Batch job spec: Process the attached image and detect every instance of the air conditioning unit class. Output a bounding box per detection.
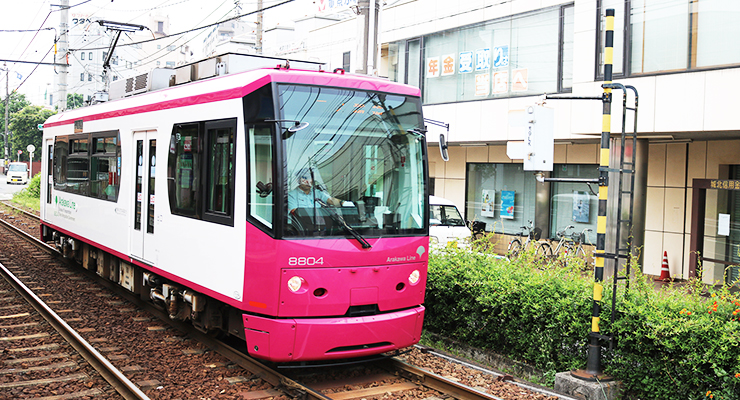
[109,68,175,100]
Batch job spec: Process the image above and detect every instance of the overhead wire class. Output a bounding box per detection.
[132,0,232,67]
[69,0,293,52]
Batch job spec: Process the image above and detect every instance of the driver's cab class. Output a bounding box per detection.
[429,195,471,248]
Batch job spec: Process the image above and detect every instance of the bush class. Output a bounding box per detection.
[608,273,740,400]
[425,247,740,399]
[12,172,41,211]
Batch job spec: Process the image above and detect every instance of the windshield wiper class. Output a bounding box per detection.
[316,199,372,249]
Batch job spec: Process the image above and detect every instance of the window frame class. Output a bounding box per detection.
[558,4,575,93]
[167,118,238,227]
[596,0,740,80]
[203,119,237,226]
[66,135,90,195]
[53,130,121,202]
[245,123,277,236]
[389,4,574,104]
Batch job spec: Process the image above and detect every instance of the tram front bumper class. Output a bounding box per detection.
[242,306,424,362]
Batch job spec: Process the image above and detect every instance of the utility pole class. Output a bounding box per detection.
[2,63,9,164]
[54,0,69,112]
[256,0,263,54]
[354,0,379,75]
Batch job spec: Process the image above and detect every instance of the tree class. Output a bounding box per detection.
[67,93,84,110]
[8,105,56,162]
[1,92,30,157]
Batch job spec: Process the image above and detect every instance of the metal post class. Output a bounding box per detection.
[587,7,614,379]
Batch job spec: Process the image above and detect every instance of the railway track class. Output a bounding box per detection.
[0,201,569,400]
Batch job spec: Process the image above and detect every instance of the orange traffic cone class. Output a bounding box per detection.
[656,251,671,282]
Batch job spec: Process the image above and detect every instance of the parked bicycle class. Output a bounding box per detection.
[507,220,546,260]
[468,220,492,251]
[539,226,593,267]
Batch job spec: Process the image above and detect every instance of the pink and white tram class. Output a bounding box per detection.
[40,63,429,362]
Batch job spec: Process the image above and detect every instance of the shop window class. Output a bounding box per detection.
[465,163,537,235]
[548,164,598,244]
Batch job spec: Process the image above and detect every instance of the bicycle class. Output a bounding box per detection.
[507,220,545,260]
[539,226,593,267]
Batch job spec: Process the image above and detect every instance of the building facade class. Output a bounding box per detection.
[286,0,740,285]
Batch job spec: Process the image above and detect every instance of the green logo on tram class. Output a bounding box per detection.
[56,196,76,211]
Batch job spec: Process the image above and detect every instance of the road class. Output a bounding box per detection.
[0,171,29,201]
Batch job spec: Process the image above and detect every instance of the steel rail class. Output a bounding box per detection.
[0,200,40,221]
[4,206,545,400]
[389,357,505,400]
[0,207,330,399]
[0,218,152,400]
[92,266,333,400]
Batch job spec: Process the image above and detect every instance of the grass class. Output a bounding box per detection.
[10,173,41,211]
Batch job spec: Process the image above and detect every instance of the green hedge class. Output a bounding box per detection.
[424,244,740,399]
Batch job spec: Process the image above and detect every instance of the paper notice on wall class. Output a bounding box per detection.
[718,213,731,236]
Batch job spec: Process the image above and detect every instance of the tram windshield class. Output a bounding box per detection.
[279,85,427,240]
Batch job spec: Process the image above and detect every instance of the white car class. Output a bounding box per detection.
[429,195,472,248]
[6,162,28,185]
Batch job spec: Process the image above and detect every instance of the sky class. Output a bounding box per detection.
[0,0,316,106]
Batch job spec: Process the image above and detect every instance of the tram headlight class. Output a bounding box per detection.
[408,270,420,285]
[287,276,305,293]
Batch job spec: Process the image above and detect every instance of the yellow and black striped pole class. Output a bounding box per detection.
[584,7,614,378]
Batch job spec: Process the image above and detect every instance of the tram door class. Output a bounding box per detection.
[41,139,53,221]
[131,131,157,264]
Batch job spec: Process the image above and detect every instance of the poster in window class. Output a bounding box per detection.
[501,190,515,219]
[572,191,589,223]
[481,189,494,217]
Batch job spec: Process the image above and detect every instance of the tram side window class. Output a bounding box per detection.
[205,121,235,225]
[66,138,89,195]
[53,132,121,202]
[90,136,121,201]
[169,123,201,218]
[53,138,69,190]
[248,126,273,229]
[168,118,236,226]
